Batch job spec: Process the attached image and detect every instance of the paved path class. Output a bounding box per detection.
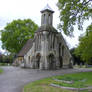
[0,66,92,92]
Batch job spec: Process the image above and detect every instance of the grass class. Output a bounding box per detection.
[74,65,92,68]
[24,72,92,92]
[24,78,74,92]
[0,68,3,74]
[53,72,92,88]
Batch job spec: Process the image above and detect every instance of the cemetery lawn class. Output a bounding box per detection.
[24,78,73,92]
[24,72,92,92]
[0,68,3,74]
[53,72,92,88]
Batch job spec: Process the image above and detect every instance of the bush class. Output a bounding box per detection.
[0,63,11,66]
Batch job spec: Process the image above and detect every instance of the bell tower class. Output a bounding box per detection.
[41,4,54,26]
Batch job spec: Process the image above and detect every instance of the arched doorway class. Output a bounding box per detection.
[59,56,63,68]
[36,53,41,69]
[48,54,56,69]
[62,46,64,56]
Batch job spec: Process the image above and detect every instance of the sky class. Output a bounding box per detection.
[0,0,91,53]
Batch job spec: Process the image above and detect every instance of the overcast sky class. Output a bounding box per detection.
[0,0,91,53]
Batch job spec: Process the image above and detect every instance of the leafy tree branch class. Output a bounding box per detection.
[57,0,92,36]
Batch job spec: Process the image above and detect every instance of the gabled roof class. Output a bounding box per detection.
[41,4,54,13]
[17,39,33,57]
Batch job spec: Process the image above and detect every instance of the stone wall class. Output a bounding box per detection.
[23,30,72,70]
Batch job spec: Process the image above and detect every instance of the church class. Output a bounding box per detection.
[14,4,73,69]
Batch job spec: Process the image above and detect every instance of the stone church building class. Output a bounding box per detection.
[14,4,73,69]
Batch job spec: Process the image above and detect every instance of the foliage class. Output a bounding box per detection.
[0,54,3,63]
[70,48,84,65]
[0,19,38,54]
[0,63,10,66]
[3,54,13,64]
[0,53,14,64]
[74,24,92,63]
[57,0,92,36]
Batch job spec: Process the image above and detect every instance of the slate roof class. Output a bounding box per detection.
[17,39,33,57]
[41,4,54,13]
[35,24,58,33]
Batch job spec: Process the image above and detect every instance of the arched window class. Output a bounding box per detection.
[36,53,41,69]
[62,46,64,56]
[44,14,46,24]
[48,14,51,24]
[59,43,61,56]
[28,56,30,64]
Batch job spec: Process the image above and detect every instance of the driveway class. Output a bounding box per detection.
[0,66,92,92]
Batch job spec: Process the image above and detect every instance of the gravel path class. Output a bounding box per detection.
[0,66,92,92]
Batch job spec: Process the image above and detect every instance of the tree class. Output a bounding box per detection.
[57,0,92,36]
[2,54,13,64]
[74,24,92,63]
[0,53,3,63]
[0,19,38,54]
[70,48,84,65]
